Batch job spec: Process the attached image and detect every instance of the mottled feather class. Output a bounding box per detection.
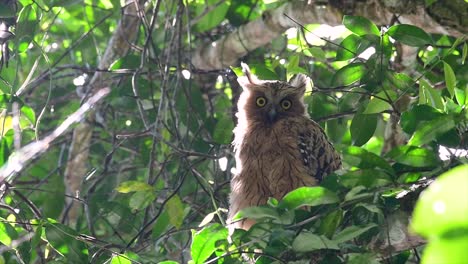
[229,64,341,230]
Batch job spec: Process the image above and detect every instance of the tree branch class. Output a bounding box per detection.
[191,0,466,70]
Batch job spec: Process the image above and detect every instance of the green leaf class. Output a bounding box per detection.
[350,113,377,146]
[455,88,466,106]
[110,255,131,264]
[336,34,361,61]
[421,235,468,264]
[343,15,380,36]
[292,232,339,252]
[332,62,366,86]
[116,181,153,193]
[233,206,283,223]
[344,186,368,201]
[400,104,443,134]
[387,24,433,47]
[213,116,234,144]
[342,146,394,174]
[347,253,380,264]
[194,1,230,32]
[425,0,438,6]
[166,195,186,229]
[318,209,343,238]
[129,191,156,211]
[333,224,377,243]
[412,165,468,238]
[0,3,16,17]
[16,5,38,43]
[248,64,279,80]
[191,224,228,264]
[408,117,456,146]
[109,54,141,70]
[0,136,11,167]
[45,222,89,263]
[462,42,467,65]
[21,105,36,124]
[363,90,397,114]
[305,47,326,61]
[152,209,170,238]
[386,146,439,167]
[0,220,18,246]
[419,79,444,110]
[339,169,391,188]
[443,61,456,98]
[278,186,339,210]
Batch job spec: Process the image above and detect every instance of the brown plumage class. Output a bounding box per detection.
[228,63,341,230]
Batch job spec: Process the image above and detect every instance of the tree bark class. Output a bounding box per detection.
[192,0,467,70]
[64,1,143,223]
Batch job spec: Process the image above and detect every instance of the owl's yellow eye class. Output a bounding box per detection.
[256,96,267,107]
[281,99,292,110]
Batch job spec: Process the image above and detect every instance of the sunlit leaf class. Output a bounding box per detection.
[332,62,366,86]
[110,252,139,264]
[363,90,397,114]
[412,165,468,237]
[443,61,456,98]
[116,181,153,193]
[278,186,338,210]
[305,47,326,61]
[21,105,36,125]
[454,88,466,106]
[110,255,131,264]
[336,34,361,61]
[339,169,391,188]
[233,206,280,221]
[0,220,17,246]
[462,42,467,65]
[408,117,455,146]
[421,236,468,264]
[343,15,380,36]
[191,224,228,264]
[387,24,433,47]
[194,1,230,32]
[419,79,444,110]
[386,146,439,167]
[0,137,11,167]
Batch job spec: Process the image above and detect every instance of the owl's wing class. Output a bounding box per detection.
[298,120,341,182]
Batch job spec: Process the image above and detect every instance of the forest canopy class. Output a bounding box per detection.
[0,0,467,263]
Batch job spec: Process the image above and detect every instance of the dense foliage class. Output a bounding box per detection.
[0,1,467,263]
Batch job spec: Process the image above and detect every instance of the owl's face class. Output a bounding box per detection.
[237,63,308,124]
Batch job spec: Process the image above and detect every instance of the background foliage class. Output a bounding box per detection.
[0,0,467,263]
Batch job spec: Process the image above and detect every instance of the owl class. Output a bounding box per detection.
[228,63,341,230]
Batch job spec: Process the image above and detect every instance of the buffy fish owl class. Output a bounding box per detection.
[228,63,341,230]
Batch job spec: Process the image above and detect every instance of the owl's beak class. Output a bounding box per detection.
[267,108,277,122]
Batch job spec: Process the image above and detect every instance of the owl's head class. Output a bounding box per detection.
[236,63,309,124]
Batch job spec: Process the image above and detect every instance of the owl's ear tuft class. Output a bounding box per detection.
[238,62,259,90]
[289,74,308,93]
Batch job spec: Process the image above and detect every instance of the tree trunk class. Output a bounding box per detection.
[63,1,143,223]
[192,0,466,70]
